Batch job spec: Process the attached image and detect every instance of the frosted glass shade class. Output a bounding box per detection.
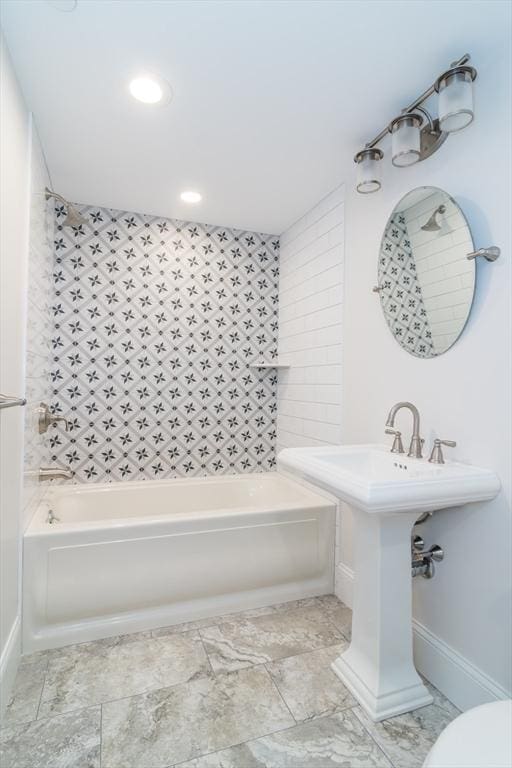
[389,114,423,168]
[437,70,475,133]
[355,148,383,194]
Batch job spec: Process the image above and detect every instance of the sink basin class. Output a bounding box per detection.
[277,443,501,514]
[278,444,500,722]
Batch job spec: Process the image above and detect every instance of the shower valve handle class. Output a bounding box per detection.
[38,403,69,434]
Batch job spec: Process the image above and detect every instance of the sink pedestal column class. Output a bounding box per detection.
[332,506,433,721]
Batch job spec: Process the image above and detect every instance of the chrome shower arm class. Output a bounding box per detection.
[45,187,88,228]
[45,187,67,205]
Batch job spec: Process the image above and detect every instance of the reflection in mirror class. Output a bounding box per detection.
[378,186,475,358]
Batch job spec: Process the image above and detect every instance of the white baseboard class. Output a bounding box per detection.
[0,615,21,718]
[412,619,511,711]
[335,562,511,712]
[335,562,354,607]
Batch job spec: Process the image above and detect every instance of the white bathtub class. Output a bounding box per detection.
[23,472,336,652]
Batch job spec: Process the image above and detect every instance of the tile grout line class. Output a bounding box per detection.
[197,632,216,678]
[6,595,452,768]
[34,666,48,721]
[169,714,322,768]
[279,251,342,287]
[351,705,399,768]
[168,613,358,768]
[280,217,344,265]
[16,659,405,768]
[99,701,103,768]
[318,604,352,643]
[278,298,345,325]
[35,634,217,722]
[195,602,347,661]
[33,635,350,721]
[170,706,374,768]
[262,663,298,726]
[197,635,348,675]
[278,319,343,341]
[12,597,349,725]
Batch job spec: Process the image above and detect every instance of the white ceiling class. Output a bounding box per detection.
[1,0,509,234]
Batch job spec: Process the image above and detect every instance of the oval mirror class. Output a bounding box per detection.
[378,186,475,358]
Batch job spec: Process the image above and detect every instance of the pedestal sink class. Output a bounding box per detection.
[277,444,500,721]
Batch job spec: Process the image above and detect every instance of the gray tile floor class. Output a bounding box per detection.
[1,595,459,768]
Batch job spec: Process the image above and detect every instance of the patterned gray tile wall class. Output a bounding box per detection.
[49,203,279,482]
[378,212,434,358]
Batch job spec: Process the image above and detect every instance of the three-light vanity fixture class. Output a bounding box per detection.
[355,53,477,194]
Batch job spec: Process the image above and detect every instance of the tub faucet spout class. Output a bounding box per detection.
[385,402,424,459]
[39,466,74,481]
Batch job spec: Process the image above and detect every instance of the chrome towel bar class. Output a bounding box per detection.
[467,246,500,262]
[0,393,27,410]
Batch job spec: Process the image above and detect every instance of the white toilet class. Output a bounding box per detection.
[423,700,512,768]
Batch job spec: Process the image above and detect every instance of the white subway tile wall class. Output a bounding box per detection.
[277,185,344,453]
[403,190,474,354]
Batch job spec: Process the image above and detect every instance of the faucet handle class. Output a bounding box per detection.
[38,403,69,434]
[428,439,456,464]
[385,428,405,454]
[53,415,69,432]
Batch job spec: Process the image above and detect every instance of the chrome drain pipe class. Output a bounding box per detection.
[411,535,444,579]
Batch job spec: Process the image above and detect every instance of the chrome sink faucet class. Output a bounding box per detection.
[428,438,457,464]
[385,402,424,458]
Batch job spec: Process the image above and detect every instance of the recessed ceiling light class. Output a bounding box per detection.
[180,191,202,204]
[129,75,171,105]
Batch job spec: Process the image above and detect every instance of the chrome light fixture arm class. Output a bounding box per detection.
[363,53,472,151]
[355,53,477,193]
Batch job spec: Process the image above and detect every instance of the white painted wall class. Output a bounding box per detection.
[0,33,31,713]
[0,32,52,714]
[22,128,53,527]
[341,42,511,706]
[277,185,344,452]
